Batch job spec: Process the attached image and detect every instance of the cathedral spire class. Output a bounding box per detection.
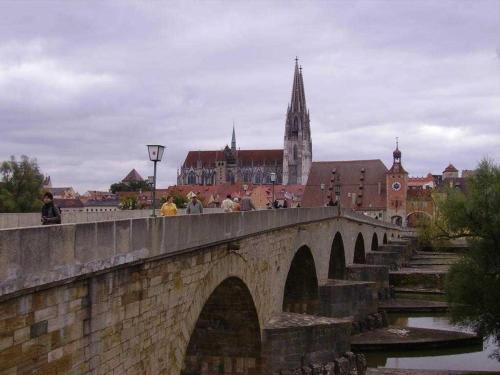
[231,122,236,152]
[290,57,307,113]
[283,58,313,185]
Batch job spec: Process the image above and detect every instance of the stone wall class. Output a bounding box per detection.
[0,208,224,230]
[262,313,351,373]
[0,208,398,297]
[0,208,400,374]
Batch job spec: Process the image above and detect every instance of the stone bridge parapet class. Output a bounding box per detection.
[0,208,398,299]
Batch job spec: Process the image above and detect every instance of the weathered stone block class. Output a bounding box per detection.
[30,320,48,338]
[115,220,131,254]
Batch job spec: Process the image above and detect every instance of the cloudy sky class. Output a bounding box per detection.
[0,0,499,192]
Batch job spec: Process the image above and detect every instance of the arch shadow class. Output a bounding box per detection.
[371,233,379,251]
[406,211,432,228]
[283,246,319,314]
[353,233,366,264]
[328,232,346,279]
[181,277,262,375]
[391,215,403,226]
[383,233,388,244]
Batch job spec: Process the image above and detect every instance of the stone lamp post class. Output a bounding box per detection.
[147,144,165,217]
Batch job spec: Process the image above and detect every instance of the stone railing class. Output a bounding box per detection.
[0,207,399,298]
[0,208,224,230]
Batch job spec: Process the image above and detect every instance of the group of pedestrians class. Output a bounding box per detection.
[39,190,259,225]
[222,193,256,213]
[159,194,203,216]
[159,192,256,217]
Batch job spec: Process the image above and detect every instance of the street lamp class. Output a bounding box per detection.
[320,183,325,206]
[147,144,165,217]
[270,172,277,208]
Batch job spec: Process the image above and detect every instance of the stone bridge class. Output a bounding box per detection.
[0,207,403,375]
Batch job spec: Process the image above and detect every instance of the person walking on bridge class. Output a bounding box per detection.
[240,193,256,212]
[160,196,177,216]
[186,194,203,214]
[41,192,61,225]
[221,194,234,213]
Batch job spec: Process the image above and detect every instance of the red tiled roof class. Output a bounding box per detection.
[54,198,84,209]
[237,150,283,164]
[183,149,283,168]
[443,164,458,173]
[122,169,143,182]
[165,183,303,206]
[302,160,388,209]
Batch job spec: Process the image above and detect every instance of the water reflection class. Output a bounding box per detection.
[363,313,500,371]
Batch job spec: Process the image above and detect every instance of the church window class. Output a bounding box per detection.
[255,170,262,184]
[188,171,196,185]
[293,145,298,161]
[292,117,299,136]
[243,171,251,183]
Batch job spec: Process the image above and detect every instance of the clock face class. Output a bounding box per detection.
[392,182,401,191]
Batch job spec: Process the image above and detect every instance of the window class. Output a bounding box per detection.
[255,170,262,184]
[243,171,251,183]
[188,171,196,185]
[293,145,298,161]
[292,117,299,135]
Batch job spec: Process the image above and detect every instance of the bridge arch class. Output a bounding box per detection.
[391,215,403,226]
[181,277,262,375]
[406,211,432,228]
[328,232,346,279]
[371,232,379,251]
[283,245,319,314]
[383,233,388,244]
[353,233,366,264]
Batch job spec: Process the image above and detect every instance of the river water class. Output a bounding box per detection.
[363,313,500,372]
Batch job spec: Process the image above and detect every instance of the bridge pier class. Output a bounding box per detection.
[318,280,377,322]
[262,313,352,374]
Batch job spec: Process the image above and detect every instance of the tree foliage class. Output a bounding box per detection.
[0,155,44,213]
[119,196,139,210]
[160,192,188,208]
[110,180,151,194]
[422,159,500,347]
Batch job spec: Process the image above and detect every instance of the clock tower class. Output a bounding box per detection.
[386,140,408,226]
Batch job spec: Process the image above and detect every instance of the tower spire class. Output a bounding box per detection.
[290,57,307,113]
[231,122,236,151]
[283,57,313,185]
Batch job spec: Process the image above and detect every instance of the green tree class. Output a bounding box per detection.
[160,190,189,208]
[422,159,500,349]
[0,155,44,213]
[171,192,188,208]
[110,180,151,194]
[119,196,139,210]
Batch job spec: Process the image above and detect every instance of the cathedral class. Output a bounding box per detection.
[177,59,313,186]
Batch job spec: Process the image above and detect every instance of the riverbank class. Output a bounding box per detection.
[367,369,500,375]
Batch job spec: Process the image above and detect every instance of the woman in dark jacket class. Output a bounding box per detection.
[41,192,61,225]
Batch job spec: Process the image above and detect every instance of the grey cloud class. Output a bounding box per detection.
[0,0,499,192]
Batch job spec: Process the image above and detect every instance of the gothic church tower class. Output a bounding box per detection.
[283,58,313,185]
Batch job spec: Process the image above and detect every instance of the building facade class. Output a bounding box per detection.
[177,59,312,186]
